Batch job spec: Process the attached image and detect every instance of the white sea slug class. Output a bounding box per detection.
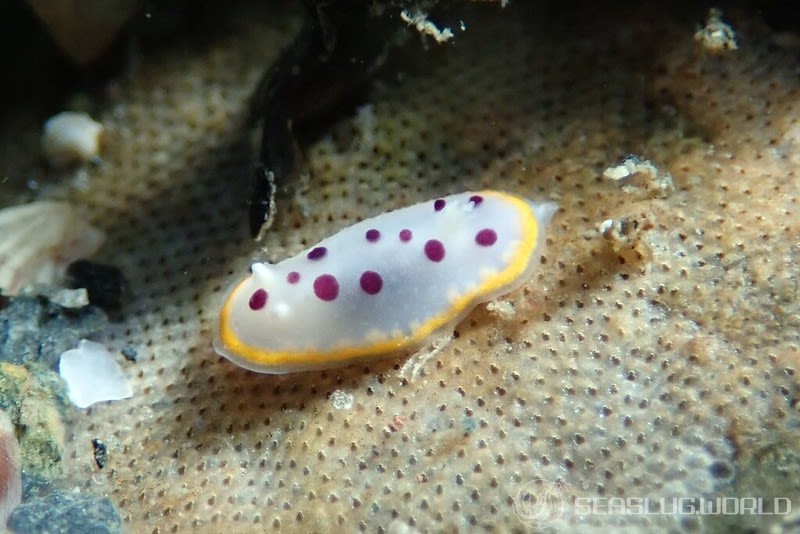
[41,111,103,167]
[214,191,558,373]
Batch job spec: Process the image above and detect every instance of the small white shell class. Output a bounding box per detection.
[41,111,103,167]
[0,201,105,295]
[58,339,133,408]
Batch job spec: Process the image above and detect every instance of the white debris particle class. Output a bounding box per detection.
[603,162,635,181]
[602,155,674,198]
[58,339,133,409]
[598,218,616,236]
[353,104,376,150]
[486,299,516,318]
[329,389,354,410]
[596,216,652,268]
[400,9,454,44]
[695,8,738,53]
[47,288,89,309]
[253,169,277,242]
[598,217,639,243]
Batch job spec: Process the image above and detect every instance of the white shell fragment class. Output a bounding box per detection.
[41,111,103,167]
[0,201,105,295]
[46,287,90,309]
[58,339,133,409]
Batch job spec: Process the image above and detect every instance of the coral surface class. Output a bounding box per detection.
[0,1,798,532]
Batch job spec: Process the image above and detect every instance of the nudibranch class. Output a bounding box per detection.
[214,191,558,373]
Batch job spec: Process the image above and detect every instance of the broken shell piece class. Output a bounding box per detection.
[0,409,22,528]
[42,112,103,167]
[58,340,133,409]
[47,288,90,309]
[0,201,105,295]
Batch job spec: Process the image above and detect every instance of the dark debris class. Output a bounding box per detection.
[0,295,108,368]
[8,491,122,534]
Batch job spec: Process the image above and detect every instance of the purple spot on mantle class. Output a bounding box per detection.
[307,247,327,260]
[424,239,446,262]
[434,198,446,212]
[313,274,339,301]
[287,271,300,284]
[365,229,381,242]
[399,229,413,242]
[475,228,497,246]
[360,271,383,295]
[248,288,268,310]
[469,195,484,207]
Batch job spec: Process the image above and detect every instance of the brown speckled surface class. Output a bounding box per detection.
[1,1,799,532]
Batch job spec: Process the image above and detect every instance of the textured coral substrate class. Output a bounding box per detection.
[1,2,799,532]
